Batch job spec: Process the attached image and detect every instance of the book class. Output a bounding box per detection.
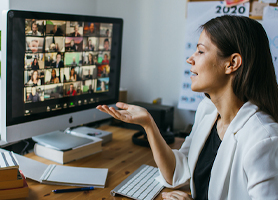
[0,170,24,190]
[0,171,29,199]
[0,151,19,181]
[14,153,108,188]
[34,136,102,164]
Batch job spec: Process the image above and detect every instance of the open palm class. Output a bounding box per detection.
[96,102,151,127]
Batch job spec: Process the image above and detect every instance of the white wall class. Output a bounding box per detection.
[8,0,196,131]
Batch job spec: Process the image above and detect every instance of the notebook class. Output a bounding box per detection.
[11,150,108,188]
[39,164,108,187]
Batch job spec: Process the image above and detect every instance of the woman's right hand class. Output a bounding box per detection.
[98,102,177,185]
[96,102,152,128]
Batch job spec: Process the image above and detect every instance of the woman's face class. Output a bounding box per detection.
[33,71,38,81]
[56,54,61,63]
[186,30,230,95]
[71,69,74,75]
[51,69,56,77]
[34,59,37,64]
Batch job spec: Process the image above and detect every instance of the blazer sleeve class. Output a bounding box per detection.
[156,97,215,188]
[243,136,278,199]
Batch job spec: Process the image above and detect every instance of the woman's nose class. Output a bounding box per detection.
[186,56,194,65]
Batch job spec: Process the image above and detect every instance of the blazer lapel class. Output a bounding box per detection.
[208,131,237,200]
[208,102,258,199]
[188,109,218,196]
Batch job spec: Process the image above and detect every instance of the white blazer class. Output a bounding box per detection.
[156,97,278,200]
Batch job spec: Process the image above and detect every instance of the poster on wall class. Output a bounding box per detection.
[178,1,250,111]
[262,6,278,81]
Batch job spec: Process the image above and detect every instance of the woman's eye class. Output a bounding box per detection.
[198,51,204,54]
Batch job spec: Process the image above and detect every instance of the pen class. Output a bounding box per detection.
[52,187,94,193]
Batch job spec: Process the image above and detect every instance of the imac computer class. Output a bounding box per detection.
[0,10,123,143]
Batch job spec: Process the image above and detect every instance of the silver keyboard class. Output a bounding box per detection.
[110,164,164,200]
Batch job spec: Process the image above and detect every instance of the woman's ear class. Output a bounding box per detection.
[225,53,242,74]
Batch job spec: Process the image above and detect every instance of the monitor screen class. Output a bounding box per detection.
[1,10,123,142]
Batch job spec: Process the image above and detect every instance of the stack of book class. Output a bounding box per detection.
[0,151,29,199]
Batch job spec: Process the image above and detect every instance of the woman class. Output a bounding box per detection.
[69,67,77,81]
[101,54,109,64]
[49,69,60,84]
[31,58,39,70]
[27,70,41,86]
[97,15,278,199]
[88,53,94,65]
[69,39,77,51]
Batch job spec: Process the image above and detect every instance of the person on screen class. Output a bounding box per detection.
[86,39,94,51]
[69,67,77,81]
[88,84,94,93]
[31,58,39,70]
[52,53,64,68]
[106,29,110,37]
[45,56,52,67]
[101,54,109,64]
[93,55,98,64]
[87,53,95,65]
[69,39,78,51]
[50,25,58,35]
[28,22,42,36]
[85,69,92,79]
[28,86,41,102]
[50,43,59,52]
[103,38,110,51]
[50,25,64,36]
[101,81,106,91]
[85,23,97,36]
[71,57,78,67]
[28,40,39,53]
[67,84,77,96]
[70,25,81,37]
[27,70,41,86]
[49,69,60,84]
[101,67,108,77]
[97,16,278,200]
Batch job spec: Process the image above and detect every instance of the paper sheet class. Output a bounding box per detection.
[263,6,278,20]
[262,19,278,81]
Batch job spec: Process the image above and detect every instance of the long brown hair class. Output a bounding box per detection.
[201,15,278,122]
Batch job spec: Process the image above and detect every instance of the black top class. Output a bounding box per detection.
[193,121,222,200]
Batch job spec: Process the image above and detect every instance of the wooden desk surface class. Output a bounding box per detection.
[24,125,189,200]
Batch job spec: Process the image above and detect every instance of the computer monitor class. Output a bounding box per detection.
[0,10,123,143]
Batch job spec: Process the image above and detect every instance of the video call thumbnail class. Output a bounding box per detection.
[24,19,113,104]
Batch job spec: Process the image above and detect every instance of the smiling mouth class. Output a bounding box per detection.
[191,71,198,76]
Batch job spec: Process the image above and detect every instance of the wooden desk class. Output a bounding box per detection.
[24,125,189,200]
